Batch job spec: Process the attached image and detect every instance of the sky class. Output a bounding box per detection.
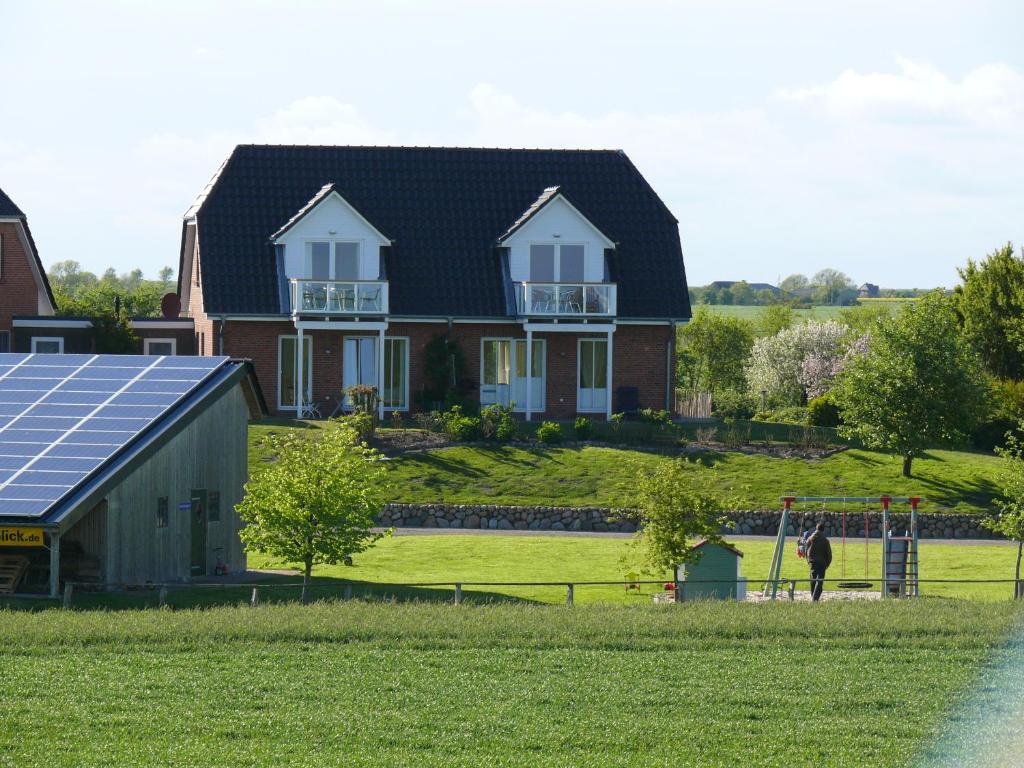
[0,0,1021,288]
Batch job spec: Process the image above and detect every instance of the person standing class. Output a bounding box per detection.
[806,522,832,602]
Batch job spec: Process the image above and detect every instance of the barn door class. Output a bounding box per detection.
[189,489,208,576]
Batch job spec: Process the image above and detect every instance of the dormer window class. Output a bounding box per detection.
[529,243,585,283]
[307,241,363,280]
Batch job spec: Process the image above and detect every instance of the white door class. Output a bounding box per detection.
[343,337,377,407]
[578,339,608,412]
[512,339,544,411]
[481,339,512,407]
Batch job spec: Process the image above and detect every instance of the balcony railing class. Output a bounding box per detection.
[290,279,389,315]
[516,282,617,317]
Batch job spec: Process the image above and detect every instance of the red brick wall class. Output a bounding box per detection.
[212,318,673,419]
[0,222,46,333]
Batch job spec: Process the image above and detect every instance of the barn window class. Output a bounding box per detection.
[156,497,168,528]
[208,491,221,523]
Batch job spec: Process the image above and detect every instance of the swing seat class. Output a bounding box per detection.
[837,581,873,590]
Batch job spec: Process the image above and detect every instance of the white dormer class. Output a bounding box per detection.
[272,183,390,282]
[274,183,392,316]
[499,187,615,284]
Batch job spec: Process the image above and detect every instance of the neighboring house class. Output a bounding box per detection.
[708,280,780,295]
[858,283,880,299]
[0,186,57,352]
[179,145,692,419]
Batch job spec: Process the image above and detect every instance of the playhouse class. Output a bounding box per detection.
[675,540,746,601]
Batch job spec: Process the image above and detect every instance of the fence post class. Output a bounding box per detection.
[343,584,353,600]
[250,587,260,607]
[674,579,683,604]
[62,582,73,609]
[788,581,796,601]
[158,585,169,608]
[454,583,462,605]
[566,583,574,606]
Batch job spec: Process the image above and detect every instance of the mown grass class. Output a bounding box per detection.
[379,445,1000,514]
[702,304,849,321]
[0,601,1020,767]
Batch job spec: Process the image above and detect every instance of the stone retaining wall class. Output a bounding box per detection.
[378,504,1001,540]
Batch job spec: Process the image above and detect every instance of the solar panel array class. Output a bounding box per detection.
[0,354,228,517]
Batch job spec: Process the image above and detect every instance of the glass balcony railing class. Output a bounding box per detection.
[516,282,616,316]
[290,279,389,315]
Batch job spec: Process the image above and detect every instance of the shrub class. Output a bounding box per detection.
[441,406,481,442]
[758,406,809,425]
[574,416,594,440]
[712,388,755,420]
[694,426,718,443]
[345,384,379,440]
[345,412,376,444]
[413,410,443,432]
[480,404,517,442]
[638,408,673,425]
[536,421,563,444]
[721,423,751,449]
[610,412,625,432]
[807,394,841,428]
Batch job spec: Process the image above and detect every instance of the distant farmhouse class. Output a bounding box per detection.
[858,283,881,298]
[708,280,781,296]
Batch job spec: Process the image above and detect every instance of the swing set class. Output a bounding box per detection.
[763,495,922,600]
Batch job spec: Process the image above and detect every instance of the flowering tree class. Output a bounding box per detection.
[746,321,848,405]
[799,332,870,400]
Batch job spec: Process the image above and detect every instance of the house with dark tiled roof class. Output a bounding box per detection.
[0,187,58,353]
[178,145,691,419]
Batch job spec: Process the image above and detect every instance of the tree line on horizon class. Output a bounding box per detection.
[689,268,932,307]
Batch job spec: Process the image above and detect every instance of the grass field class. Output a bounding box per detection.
[703,304,848,321]
[249,423,1002,514]
[0,600,1020,767]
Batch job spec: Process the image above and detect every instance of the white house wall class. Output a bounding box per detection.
[277,195,388,281]
[506,197,611,283]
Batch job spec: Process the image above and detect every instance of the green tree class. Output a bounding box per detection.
[812,268,855,305]
[835,292,988,477]
[986,428,1024,598]
[729,280,754,305]
[780,273,809,295]
[953,242,1024,380]
[629,460,734,574]
[236,420,388,602]
[838,303,894,335]
[756,303,795,337]
[676,307,754,395]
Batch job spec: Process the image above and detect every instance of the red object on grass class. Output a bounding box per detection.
[663,582,676,591]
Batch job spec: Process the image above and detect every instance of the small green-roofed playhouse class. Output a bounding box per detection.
[675,540,746,600]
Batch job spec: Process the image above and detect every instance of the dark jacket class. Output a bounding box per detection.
[806,531,832,568]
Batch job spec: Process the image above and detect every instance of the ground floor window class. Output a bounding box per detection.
[278,335,313,410]
[578,338,609,412]
[31,336,64,354]
[342,336,408,410]
[143,338,176,356]
[480,338,545,411]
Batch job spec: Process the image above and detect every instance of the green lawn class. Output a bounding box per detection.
[0,600,1019,767]
[703,304,848,321]
[249,422,1002,514]
[381,445,1000,514]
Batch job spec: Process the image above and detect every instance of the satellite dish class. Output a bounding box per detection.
[160,293,182,319]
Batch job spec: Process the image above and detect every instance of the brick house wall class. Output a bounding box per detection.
[216,317,674,419]
[185,239,216,356]
[0,222,47,336]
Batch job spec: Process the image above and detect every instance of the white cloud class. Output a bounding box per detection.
[777,58,1024,129]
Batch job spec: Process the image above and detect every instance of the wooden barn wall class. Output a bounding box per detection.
[99,384,250,585]
[64,500,107,583]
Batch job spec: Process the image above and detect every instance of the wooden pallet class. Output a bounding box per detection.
[0,556,30,594]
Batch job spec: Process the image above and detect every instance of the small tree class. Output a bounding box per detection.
[629,460,734,575]
[676,307,754,395]
[986,428,1024,598]
[236,420,388,602]
[835,291,988,477]
[746,320,848,406]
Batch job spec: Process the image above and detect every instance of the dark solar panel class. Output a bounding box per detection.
[0,354,227,517]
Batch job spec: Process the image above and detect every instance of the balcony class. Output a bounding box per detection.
[516,282,616,317]
[290,279,389,315]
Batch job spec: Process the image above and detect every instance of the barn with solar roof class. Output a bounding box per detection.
[0,354,265,596]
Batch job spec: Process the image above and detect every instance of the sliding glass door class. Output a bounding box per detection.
[342,336,408,410]
[481,339,544,411]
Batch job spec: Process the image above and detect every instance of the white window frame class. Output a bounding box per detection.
[143,337,177,356]
[528,242,587,282]
[576,337,609,413]
[31,336,64,354]
[341,335,409,412]
[479,337,546,412]
[277,335,313,412]
[305,239,364,280]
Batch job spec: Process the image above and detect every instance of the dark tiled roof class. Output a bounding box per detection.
[0,185,56,312]
[0,186,25,216]
[189,146,691,319]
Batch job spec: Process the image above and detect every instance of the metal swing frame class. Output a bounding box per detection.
[763,495,922,600]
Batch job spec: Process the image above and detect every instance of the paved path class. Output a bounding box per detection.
[383,528,1014,546]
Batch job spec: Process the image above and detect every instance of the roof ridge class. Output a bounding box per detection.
[233,143,625,153]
